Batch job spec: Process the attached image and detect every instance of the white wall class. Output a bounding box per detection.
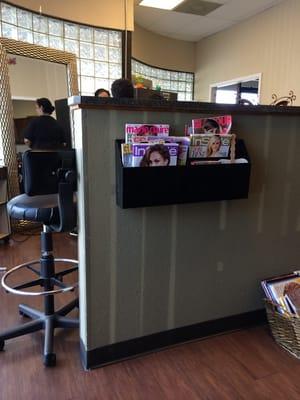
[8,54,68,104]
[195,0,300,104]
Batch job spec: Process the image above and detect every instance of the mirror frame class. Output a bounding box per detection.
[0,37,78,199]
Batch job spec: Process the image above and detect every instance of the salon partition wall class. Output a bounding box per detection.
[70,97,300,369]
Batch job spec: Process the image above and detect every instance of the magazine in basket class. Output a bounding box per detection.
[261,271,300,314]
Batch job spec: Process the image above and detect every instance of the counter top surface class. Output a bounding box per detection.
[68,96,300,115]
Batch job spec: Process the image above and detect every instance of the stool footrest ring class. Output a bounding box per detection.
[1,258,78,296]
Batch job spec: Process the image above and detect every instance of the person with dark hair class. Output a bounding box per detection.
[140,144,170,167]
[95,88,110,97]
[111,78,134,99]
[203,118,221,134]
[23,97,66,149]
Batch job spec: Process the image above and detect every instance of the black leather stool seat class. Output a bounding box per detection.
[7,194,59,225]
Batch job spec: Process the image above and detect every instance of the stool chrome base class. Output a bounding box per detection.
[0,229,79,367]
[0,298,79,366]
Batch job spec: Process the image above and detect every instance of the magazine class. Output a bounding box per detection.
[284,281,300,316]
[164,137,190,166]
[261,272,300,313]
[121,143,132,167]
[131,142,178,167]
[192,115,232,135]
[131,135,166,144]
[189,134,235,160]
[125,124,169,143]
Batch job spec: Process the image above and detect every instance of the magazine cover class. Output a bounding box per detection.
[192,115,232,135]
[261,272,300,313]
[125,124,169,143]
[164,136,190,166]
[131,142,178,167]
[189,134,235,159]
[131,135,166,144]
[121,143,132,167]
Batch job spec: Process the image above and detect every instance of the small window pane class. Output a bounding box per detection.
[48,18,63,36]
[95,78,109,91]
[80,42,93,59]
[34,32,48,47]
[95,62,109,78]
[1,3,16,24]
[33,15,48,33]
[49,35,64,50]
[94,29,108,44]
[94,44,108,61]
[80,26,93,42]
[64,39,79,56]
[109,31,121,47]
[109,47,121,63]
[17,9,32,29]
[109,64,121,79]
[81,76,95,93]
[18,27,33,43]
[2,23,17,39]
[65,22,78,39]
[80,60,94,76]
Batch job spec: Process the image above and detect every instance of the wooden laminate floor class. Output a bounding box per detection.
[1,233,300,400]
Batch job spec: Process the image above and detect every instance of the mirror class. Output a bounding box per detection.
[0,37,78,199]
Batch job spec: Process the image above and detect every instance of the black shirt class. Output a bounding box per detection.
[23,115,66,149]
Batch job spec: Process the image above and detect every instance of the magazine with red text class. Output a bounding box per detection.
[191,115,232,135]
[125,123,169,143]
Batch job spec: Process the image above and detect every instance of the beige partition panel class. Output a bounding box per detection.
[74,106,300,351]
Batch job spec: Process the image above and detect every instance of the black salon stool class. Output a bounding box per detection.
[0,150,79,367]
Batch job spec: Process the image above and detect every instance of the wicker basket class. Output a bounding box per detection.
[265,299,300,358]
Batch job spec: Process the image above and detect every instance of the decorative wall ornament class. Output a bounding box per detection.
[270,90,296,106]
[0,37,78,212]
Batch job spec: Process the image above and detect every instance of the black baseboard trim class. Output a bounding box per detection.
[80,308,267,370]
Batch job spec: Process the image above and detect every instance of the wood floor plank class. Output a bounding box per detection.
[1,233,300,400]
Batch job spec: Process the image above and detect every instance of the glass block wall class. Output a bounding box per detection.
[0,1,123,95]
[132,58,194,101]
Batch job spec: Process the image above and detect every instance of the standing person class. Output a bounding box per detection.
[94,88,110,97]
[23,98,66,150]
[111,78,134,99]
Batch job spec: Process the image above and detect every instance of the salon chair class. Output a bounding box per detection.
[0,150,79,367]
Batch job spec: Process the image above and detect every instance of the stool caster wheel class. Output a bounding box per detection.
[44,353,56,367]
[0,340,4,351]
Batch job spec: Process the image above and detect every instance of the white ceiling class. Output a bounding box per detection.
[134,0,284,42]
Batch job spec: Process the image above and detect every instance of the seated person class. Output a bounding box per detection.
[111,78,134,99]
[23,98,66,150]
[95,88,110,97]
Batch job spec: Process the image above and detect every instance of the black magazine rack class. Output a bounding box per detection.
[115,139,251,208]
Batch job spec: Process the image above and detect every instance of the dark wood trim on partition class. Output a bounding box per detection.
[69,96,300,116]
[80,308,267,370]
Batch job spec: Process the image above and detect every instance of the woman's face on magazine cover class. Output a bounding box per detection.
[210,137,221,153]
[149,151,168,166]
